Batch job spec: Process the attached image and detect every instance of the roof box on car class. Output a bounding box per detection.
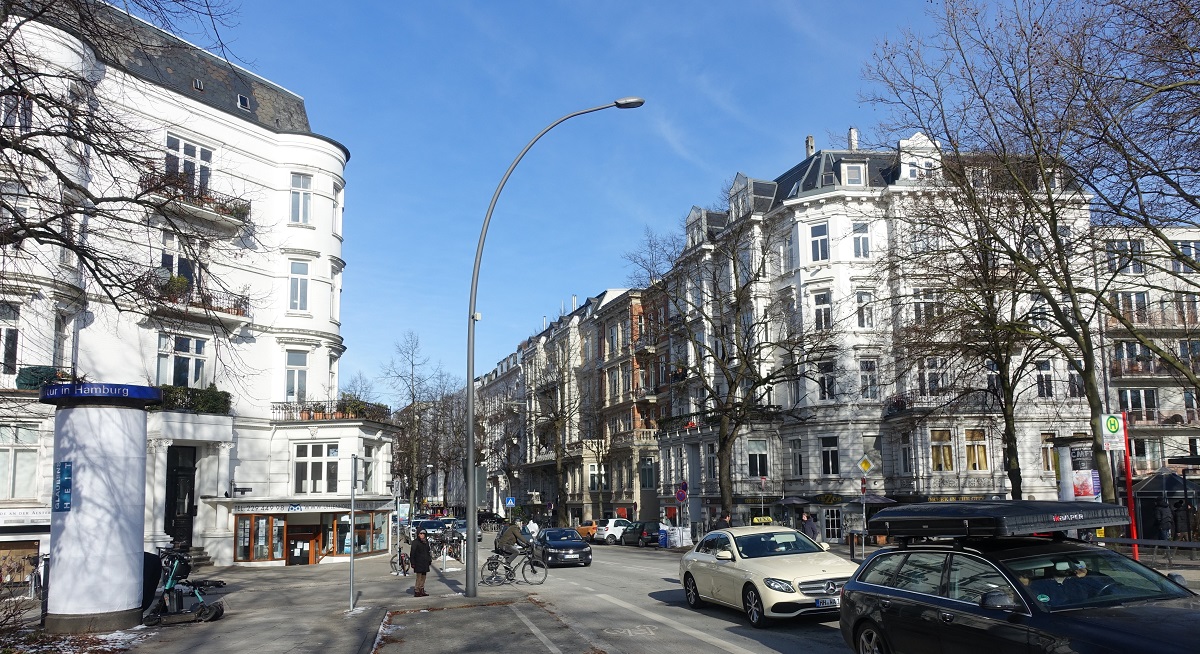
[866,500,1130,538]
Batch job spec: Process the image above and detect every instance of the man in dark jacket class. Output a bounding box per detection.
[410,529,432,597]
[495,518,530,565]
[1156,499,1174,541]
[800,512,821,541]
[1154,498,1175,561]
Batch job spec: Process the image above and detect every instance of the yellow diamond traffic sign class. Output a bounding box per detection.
[857,455,874,474]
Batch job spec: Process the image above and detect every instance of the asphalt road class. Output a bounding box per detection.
[519,540,850,654]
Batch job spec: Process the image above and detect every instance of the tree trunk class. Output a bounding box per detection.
[718,415,735,516]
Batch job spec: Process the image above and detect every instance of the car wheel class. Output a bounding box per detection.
[855,621,892,654]
[637,537,646,548]
[684,574,705,608]
[742,585,768,628]
[606,535,617,545]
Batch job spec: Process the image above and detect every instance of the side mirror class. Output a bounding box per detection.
[820,542,830,551]
[980,590,1022,612]
[715,550,734,561]
[1169,573,1189,588]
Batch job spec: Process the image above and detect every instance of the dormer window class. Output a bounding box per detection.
[844,164,865,186]
[237,94,250,111]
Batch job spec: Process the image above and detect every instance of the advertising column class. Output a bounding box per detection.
[39,383,161,634]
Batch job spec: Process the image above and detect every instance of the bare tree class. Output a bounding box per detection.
[383,331,440,515]
[0,1,266,381]
[862,0,1177,501]
[524,328,585,528]
[626,176,841,514]
[877,149,1088,501]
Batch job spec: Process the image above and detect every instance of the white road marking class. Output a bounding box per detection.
[598,594,760,654]
[582,587,596,591]
[510,602,563,654]
[590,559,671,573]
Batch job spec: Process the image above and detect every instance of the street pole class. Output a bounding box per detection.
[350,453,358,610]
[464,97,644,597]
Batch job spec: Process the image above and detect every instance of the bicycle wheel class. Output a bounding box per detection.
[390,553,400,573]
[400,554,411,575]
[522,558,548,585]
[480,559,504,586]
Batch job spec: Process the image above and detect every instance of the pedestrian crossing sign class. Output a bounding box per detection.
[505,496,516,508]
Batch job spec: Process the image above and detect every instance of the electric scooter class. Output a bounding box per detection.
[142,548,226,626]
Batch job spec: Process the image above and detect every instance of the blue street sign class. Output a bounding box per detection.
[53,461,72,512]
[505,496,516,508]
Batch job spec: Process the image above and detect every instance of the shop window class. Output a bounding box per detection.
[234,514,286,562]
[321,510,388,555]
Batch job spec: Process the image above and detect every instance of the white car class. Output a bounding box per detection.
[680,525,859,628]
[592,518,632,544]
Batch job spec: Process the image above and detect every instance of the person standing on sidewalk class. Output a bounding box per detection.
[800,512,821,541]
[410,528,432,597]
[714,513,731,529]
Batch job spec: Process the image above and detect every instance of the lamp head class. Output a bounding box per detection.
[614,97,645,109]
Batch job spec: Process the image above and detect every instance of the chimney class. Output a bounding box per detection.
[572,294,577,311]
[848,127,859,151]
[805,135,815,157]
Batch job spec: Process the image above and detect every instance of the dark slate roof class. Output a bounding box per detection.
[771,150,900,208]
[45,4,348,159]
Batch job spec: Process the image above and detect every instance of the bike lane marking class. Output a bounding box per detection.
[597,594,759,654]
[510,602,563,654]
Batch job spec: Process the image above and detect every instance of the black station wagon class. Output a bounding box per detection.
[839,501,1200,654]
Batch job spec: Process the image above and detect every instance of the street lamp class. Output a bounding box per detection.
[464,97,644,597]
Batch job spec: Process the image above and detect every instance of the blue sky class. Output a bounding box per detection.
[219,1,931,399]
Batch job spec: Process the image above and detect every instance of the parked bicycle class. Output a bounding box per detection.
[480,545,547,585]
[390,546,411,575]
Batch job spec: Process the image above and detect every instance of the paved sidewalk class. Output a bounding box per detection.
[124,552,528,654]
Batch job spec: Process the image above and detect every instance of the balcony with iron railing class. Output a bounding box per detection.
[1124,407,1200,428]
[1104,307,1200,331]
[139,171,252,227]
[884,390,1003,417]
[154,281,252,321]
[270,399,393,423]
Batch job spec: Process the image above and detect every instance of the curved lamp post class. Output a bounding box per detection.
[465,97,644,596]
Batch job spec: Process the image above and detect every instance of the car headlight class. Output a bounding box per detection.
[763,578,796,593]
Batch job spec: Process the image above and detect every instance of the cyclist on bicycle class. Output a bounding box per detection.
[495,518,530,565]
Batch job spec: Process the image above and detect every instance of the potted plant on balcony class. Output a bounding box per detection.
[161,274,190,302]
[311,402,327,420]
[340,392,368,419]
[299,404,313,420]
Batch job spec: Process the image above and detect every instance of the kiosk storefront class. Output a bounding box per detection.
[233,500,389,564]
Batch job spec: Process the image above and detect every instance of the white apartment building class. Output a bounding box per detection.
[0,9,395,570]
[657,133,1093,540]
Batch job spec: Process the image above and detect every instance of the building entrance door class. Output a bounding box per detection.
[165,446,197,547]
[287,535,318,565]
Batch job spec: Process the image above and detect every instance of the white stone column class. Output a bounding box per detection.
[144,439,173,551]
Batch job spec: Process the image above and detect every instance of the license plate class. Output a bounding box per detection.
[563,554,579,559]
[816,598,840,608]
